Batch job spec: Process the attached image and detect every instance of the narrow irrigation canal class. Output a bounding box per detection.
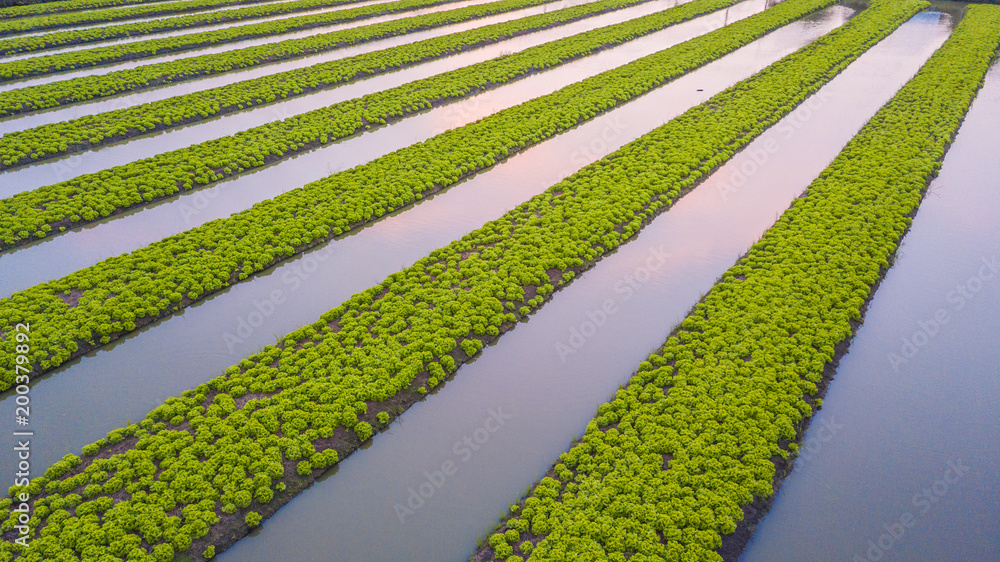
[740,54,1000,562]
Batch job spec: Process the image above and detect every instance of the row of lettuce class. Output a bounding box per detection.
[0,0,463,81]
[0,0,398,56]
[0,0,651,163]
[0,0,285,34]
[0,0,837,390]
[0,0,247,20]
[0,0,565,117]
[473,4,1000,562]
[0,1,923,558]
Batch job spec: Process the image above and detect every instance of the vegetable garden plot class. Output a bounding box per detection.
[217,13,953,562]
[0,0,928,559]
[471,4,1000,562]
